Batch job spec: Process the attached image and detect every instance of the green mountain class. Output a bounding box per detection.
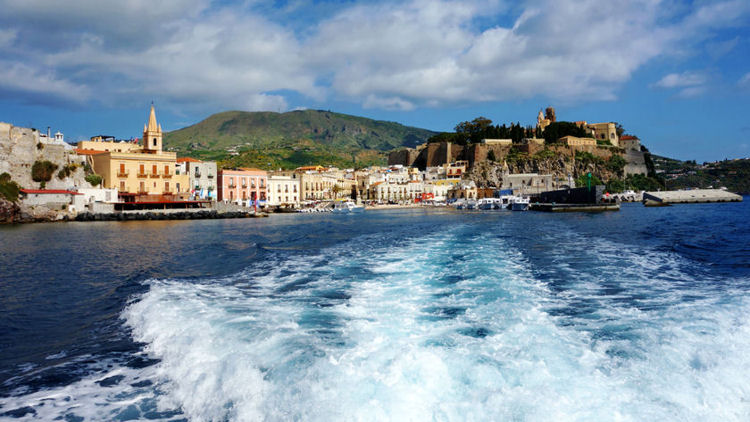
[164,110,436,169]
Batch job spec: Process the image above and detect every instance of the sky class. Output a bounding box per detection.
[0,0,749,162]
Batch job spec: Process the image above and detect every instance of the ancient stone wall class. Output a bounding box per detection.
[0,122,90,190]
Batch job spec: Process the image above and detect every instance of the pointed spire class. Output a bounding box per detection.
[146,104,158,132]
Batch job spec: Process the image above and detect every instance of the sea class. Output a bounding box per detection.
[1,201,749,421]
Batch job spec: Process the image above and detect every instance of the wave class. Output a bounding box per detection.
[3,222,750,421]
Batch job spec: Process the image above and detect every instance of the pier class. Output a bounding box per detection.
[643,189,742,205]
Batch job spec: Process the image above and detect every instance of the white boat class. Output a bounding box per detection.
[332,201,364,213]
[478,198,503,210]
[509,196,529,211]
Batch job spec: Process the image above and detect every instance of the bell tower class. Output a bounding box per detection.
[142,103,162,153]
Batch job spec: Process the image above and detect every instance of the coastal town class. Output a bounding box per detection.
[0,105,742,223]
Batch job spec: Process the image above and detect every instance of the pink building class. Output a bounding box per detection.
[218,168,268,205]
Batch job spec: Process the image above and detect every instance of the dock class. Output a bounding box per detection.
[530,203,620,212]
[643,189,742,205]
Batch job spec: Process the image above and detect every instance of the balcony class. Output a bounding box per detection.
[149,172,160,178]
[117,171,129,178]
[207,174,214,178]
[137,173,148,178]
[163,191,173,195]
[163,173,172,178]
[228,184,236,189]
[194,172,201,178]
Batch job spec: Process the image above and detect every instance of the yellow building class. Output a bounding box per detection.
[77,105,189,199]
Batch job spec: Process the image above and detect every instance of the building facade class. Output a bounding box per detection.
[79,106,189,199]
[267,175,301,206]
[176,158,217,200]
[217,168,268,205]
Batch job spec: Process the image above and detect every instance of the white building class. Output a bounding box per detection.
[176,158,217,200]
[267,175,301,206]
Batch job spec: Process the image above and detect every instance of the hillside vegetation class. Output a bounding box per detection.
[164,110,436,169]
[653,156,750,194]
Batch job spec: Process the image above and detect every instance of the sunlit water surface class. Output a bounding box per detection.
[1,202,749,421]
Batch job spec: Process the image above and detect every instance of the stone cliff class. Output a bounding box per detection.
[0,122,90,190]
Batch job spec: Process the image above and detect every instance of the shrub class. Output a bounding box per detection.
[57,163,78,180]
[85,173,102,187]
[0,173,21,202]
[31,160,58,183]
[575,173,602,188]
[606,154,627,174]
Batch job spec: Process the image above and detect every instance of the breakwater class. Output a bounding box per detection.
[75,210,266,222]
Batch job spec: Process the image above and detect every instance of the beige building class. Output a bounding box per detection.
[559,136,597,147]
[299,171,338,200]
[78,106,189,199]
[267,175,301,205]
[586,122,619,147]
[481,139,512,146]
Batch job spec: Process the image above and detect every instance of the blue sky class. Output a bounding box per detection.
[0,0,749,161]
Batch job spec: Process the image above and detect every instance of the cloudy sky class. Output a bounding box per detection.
[1,0,749,161]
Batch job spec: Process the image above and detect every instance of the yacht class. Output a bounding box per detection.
[332,201,364,213]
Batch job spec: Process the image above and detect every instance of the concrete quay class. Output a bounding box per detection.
[643,189,742,205]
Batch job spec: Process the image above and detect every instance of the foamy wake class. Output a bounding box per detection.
[3,225,750,421]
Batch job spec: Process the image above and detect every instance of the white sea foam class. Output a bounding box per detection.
[4,224,750,421]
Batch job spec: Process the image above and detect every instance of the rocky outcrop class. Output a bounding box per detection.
[468,153,622,188]
[0,198,20,223]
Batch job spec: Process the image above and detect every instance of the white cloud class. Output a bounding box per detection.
[363,95,415,111]
[655,72,707,88]
[0,0,747,112]
[739,73,750,88]
[0,61,90,102]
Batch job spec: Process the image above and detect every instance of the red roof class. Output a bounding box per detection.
[21,189,82,195]
[177,157,201,163]
[620,135,639,140]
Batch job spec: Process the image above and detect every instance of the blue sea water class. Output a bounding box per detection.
[1,201,749,421]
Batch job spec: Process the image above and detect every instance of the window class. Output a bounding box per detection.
[164,165,169,175]
[165,182,170,192]
[153,138,157,146]
[251,178,256,188]
[293,185,297,193]
[120,181,125,191]
[140,181,145,192]
[284,185,288,193]
[119,163,125,174]
[152,165,157,175]
[139,164,145,174]
[260,179,265,188]
[195,167,199,175]
[277,185,281,192]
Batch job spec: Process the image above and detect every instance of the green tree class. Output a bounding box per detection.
[542,122,588,143]
[575,173,602,188]
[487,150,497,162]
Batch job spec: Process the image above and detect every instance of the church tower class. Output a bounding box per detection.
[142,104,162,153]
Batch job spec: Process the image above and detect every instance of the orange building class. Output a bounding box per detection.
[218,168,268,205]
